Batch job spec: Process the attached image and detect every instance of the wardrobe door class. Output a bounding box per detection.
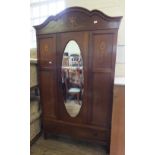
[90,30,117,129]
[57,32,89,123]
[38,35,58,121]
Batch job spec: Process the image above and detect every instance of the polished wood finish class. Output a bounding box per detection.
[40,71,57,119]
[57,31,89,123]
[34,7,122,152]
[110,85,125,155]
[34,7,122,34]
[38,34,56,68]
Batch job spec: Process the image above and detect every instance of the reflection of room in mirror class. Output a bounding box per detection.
[61,40,84,117]
[64,101,81,117]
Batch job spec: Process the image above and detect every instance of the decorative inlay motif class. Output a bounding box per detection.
[99,41,106,51]
[98,41,107,57]
[95,41,107,67]
[69,16,78,27]
[44,44,49,52]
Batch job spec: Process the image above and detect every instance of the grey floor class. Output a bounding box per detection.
[31,136,107,155]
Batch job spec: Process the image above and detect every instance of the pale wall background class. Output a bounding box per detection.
[30,0,125,77]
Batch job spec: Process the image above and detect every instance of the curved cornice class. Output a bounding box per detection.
[34,7,122,30]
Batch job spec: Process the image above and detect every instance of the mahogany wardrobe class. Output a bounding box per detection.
[34,7,122,152]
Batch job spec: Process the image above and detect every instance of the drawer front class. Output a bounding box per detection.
[44,120,107,143]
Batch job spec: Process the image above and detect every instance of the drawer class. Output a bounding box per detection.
[44,120,107,143]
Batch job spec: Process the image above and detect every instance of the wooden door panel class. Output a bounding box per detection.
[92,33,114,69]
[39,35,56,68]
[57,32,89,123]
[91,72,112,127]
[40,71,57,119]
[90,31,115,128]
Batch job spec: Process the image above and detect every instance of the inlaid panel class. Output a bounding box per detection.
[39,35,56,68]
[92,33,114,69]
[40,71,57,118]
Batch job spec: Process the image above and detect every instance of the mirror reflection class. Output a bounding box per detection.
[61,40,84,117]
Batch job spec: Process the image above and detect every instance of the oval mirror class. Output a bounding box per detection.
[61,40,84,117]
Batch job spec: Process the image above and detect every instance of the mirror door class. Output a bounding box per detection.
[57,32,89,123]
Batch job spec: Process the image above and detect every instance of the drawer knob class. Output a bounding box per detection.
[49,61,52,64]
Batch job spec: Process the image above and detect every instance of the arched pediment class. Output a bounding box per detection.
[34,7,122,34]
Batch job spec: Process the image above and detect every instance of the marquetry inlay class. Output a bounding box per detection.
[93,40,108,68]
[44,44,49,52]
[69,16,78,27]
[99,41,107,56]
[100,41,106,51]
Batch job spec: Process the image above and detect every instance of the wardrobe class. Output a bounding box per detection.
[34,7,122,151]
